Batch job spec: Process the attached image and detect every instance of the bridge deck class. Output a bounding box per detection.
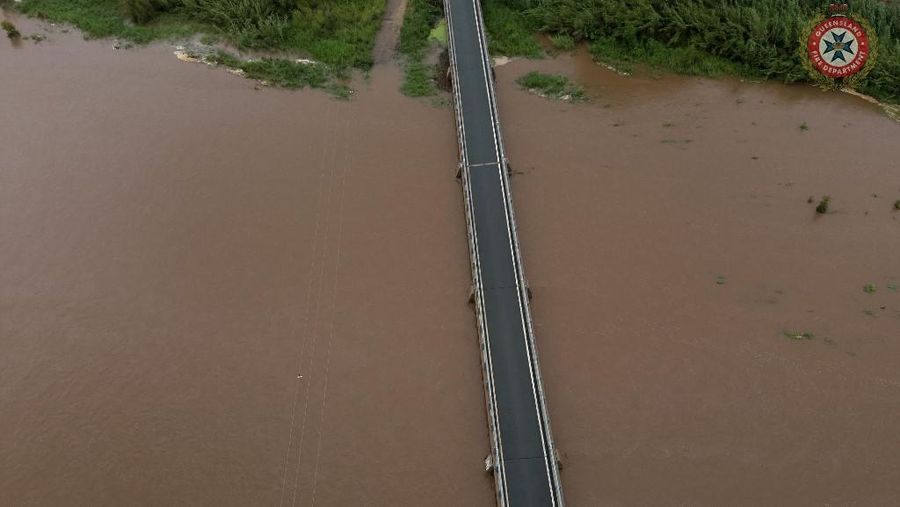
[443,0,564,505]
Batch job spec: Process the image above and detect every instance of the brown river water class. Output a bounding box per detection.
[2,14,899,507]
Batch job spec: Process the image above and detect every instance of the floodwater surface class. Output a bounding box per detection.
[4,13,900,507]
[498,48,900,505]
[0,16,494,507]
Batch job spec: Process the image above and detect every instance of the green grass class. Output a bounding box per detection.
[398,0,443,97]
[289,0,386,69]
[429,18,447,44]
[12,0,386,69]
[482,1,541,57]
[590,37,748,77]
[863,283,877,294]
[402,61,437,97]
[208,50,349,97]
[15,0,206,43]
[516,71,585,101]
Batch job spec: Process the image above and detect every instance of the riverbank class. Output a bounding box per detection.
[483,0,900,106]
[4,0,386,68]
[1,0,388,95]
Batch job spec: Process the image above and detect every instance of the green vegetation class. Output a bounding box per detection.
[784,330,814,341]
[516,71,585,100]
[207,50,349,96]
[590,36,746,76]
[402,61,437,96]
[549,33,574,50]
[894,199,900,211]
[2,19,21,38]
[14,0,210,44]
[429,18,447,44]
[863,283,877,294]
[12,0,386,69]
[799,121,809,131]
[484,0,900,104]
[483,1,541,56]
[816,195,831,214]
[398,0,443,97]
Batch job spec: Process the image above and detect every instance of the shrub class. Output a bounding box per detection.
[549,33,574,50]
[1,20,21,38]
[816,195,831,214]
[516,71,586,100]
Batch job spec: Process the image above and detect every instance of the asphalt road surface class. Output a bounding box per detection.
[444,0,564,505]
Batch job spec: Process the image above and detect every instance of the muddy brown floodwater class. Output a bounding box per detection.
[0,16,494,507]
[497,47,900,505]
[3,12,900,507]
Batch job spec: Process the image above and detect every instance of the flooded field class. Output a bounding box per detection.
[3,11,900,507]
[498,48,900,505]
[0,16,494,507]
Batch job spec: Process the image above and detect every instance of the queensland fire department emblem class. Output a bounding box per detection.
[801,4,877,88]
[808,17,870,78]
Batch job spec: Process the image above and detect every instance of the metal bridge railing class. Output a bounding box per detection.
[443,0,565,505]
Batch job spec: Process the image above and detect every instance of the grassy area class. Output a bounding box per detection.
[10,0,386,69]
[398,0,443,97]
[589,38,748,77]
[516,71,585,101]
[208,50,349,97]
[482,1,541,57]
[485,0,900,105]
[548,33,573,50]
[13,0,206,43]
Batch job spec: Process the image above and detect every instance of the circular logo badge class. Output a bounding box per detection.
[807,17,870,78]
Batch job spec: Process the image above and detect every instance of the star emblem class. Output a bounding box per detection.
[823,31,855,63]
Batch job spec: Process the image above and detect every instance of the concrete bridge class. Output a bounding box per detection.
[443,0,565,505]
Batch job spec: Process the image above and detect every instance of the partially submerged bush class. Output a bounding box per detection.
[516,71,586,101]
[549,33,574,50]
[783,330,814,341]
[815,195,831,214]
[2,20,21,39]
